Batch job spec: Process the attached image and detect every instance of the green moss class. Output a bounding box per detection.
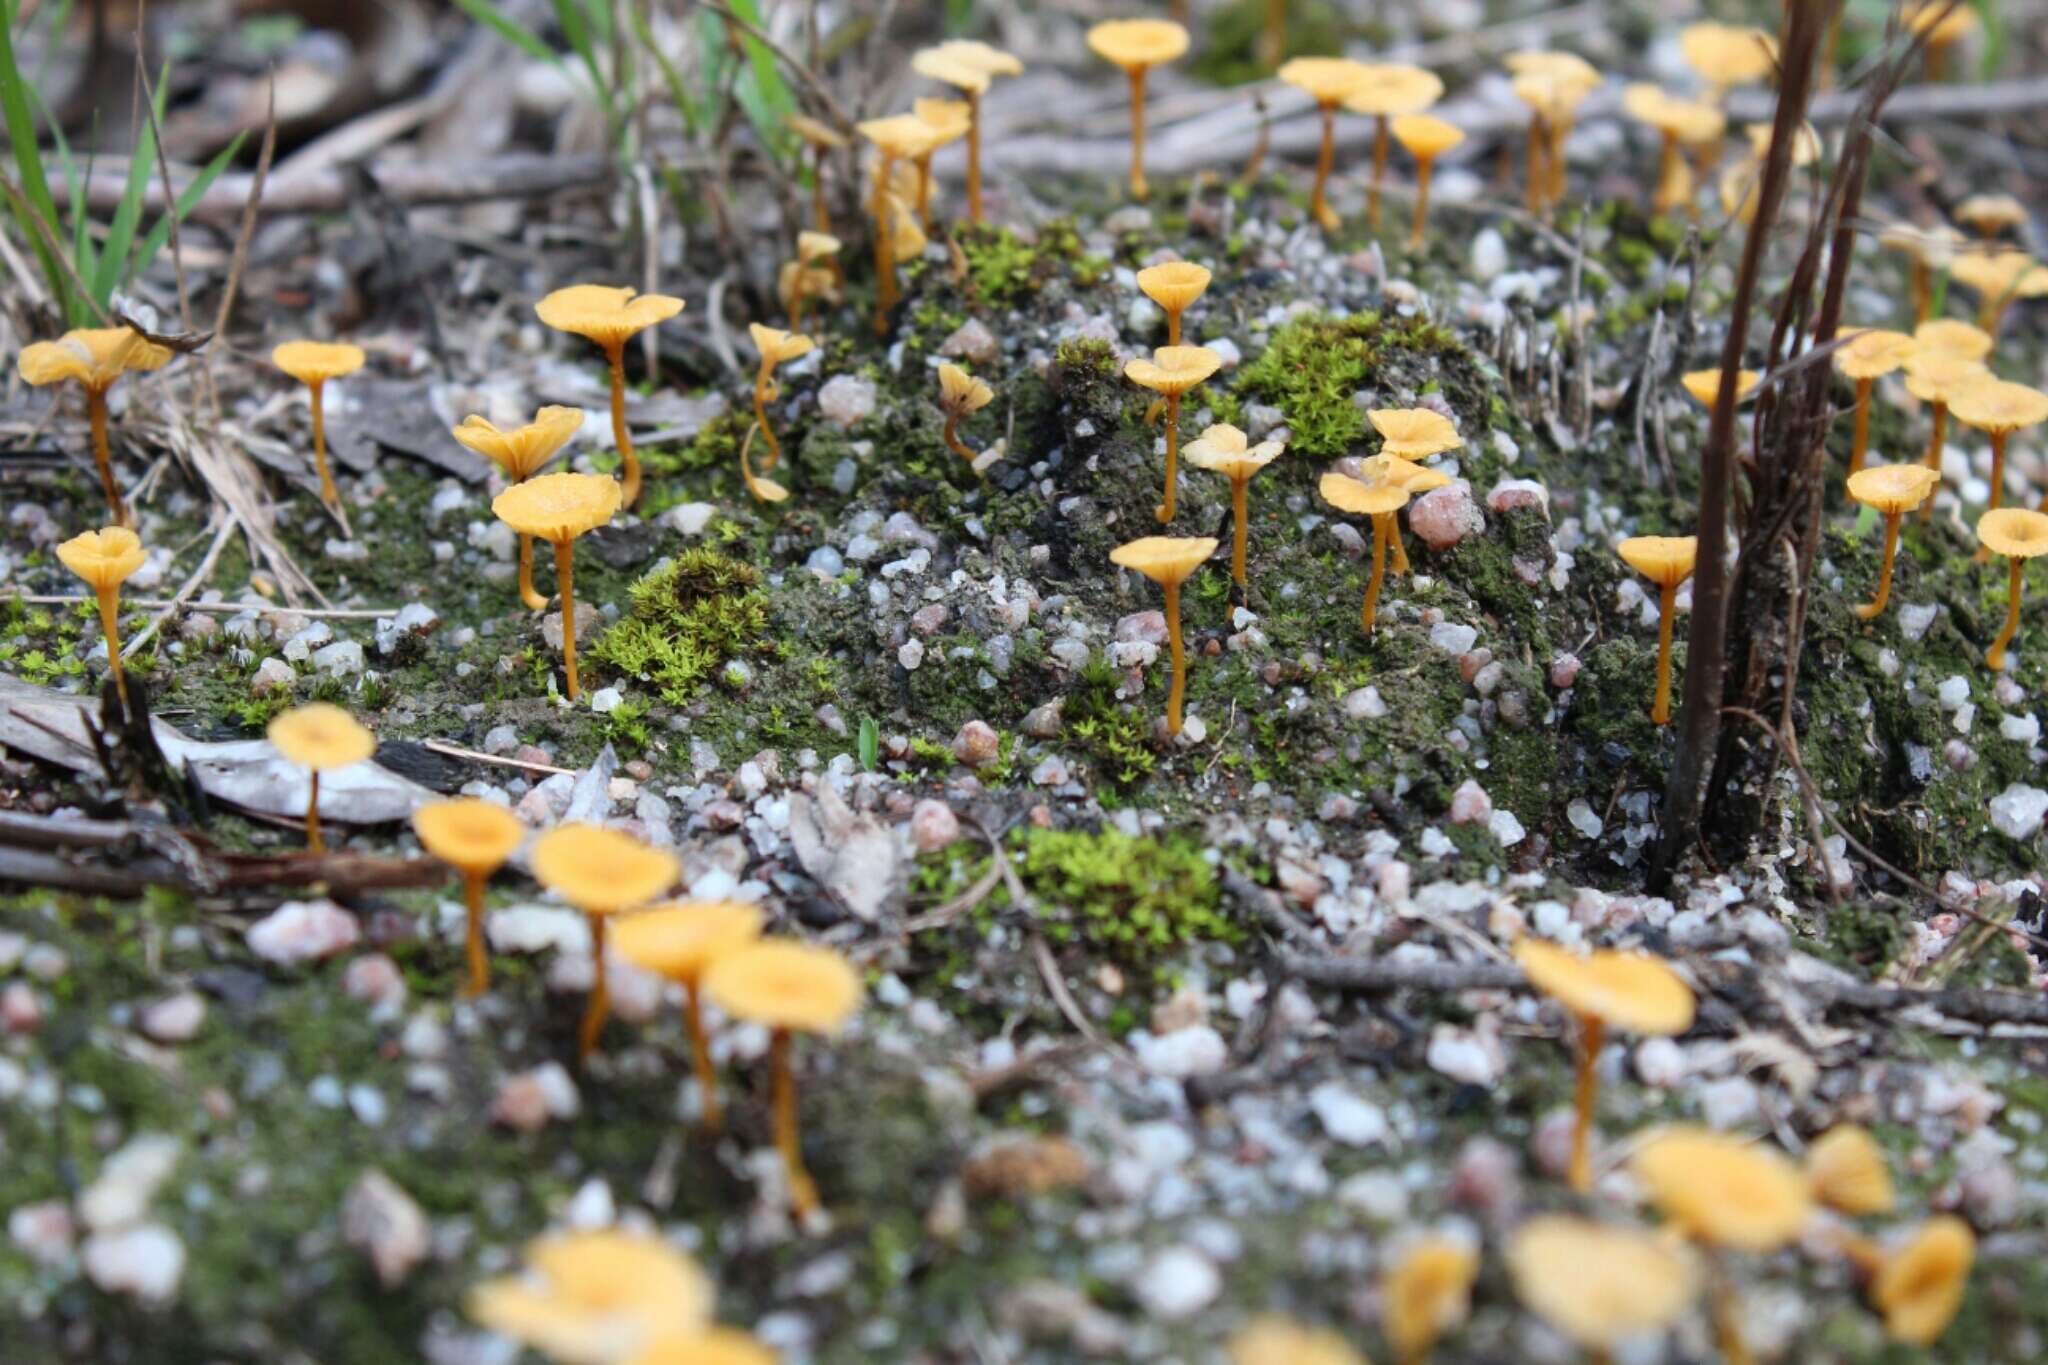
[1229,311,1384,456]
[956,219,1104,307]
[589,548,771,705]
[1063,656,1159,791]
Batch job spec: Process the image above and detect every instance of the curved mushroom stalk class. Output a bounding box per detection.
[1855,511,1904,620]
[771,1028,822,1217]
[517,537,548,612]
[86,389,130,528]
[578,912,610,1061]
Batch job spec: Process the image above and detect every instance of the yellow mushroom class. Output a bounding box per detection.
[1086,19,1191,200]
[1503,53,1598,216]
[627,1328,781,1365]
[781,231,841,332]
[1951,377,2048,517]
[453,405,586,611]
[857,114,948,336]
[1382,1235,1478,1365]
[1681,367,1761,409]
[1832,329,1915,478]
[1344,64,1445,230]
[491,473,623,701]
[1226,1315,1364,1365]
[1903,0,1977,81]
[1905,350,1989,521]
[746,323,815,485]
[909,41,1022,225]
[1912,317,1995,363]
[787,114,848,249]
[1356,453,1451,576]
[16,327,171,527]
[1954,193,2027,241]
[1391,114,1465,250]
[1881,224,1966,326]
[271,341,366,515]
[937,362,995,464]
[1125,345,1223,523]
[534,286,684,509]
[530,823,679,1061]
[412,797,526,997]
[908,97,972,232]
[1319,474,1409,635]
[1370,406,1461,463]
[1949,246,2048,335]
[1680,21,1778,102]
[56,526,147,711]
[1618,535,1699,724]
[1135,261,1213,346]
[1976,508,2048,671]
[1277,58,1374,230]
[266,702,376,854]
[1506,1215,1698,1358]
[1870,1216,1975,1348]
[1183,423,1283,591]
[1623,85,1724,219]
[1805,1124,1895,1216]
[1108,536,1219,737]
[612,900,765,1132]
[1846,465,1940,619]
[467,1228,712,1365]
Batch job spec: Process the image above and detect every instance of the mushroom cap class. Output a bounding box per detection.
[611,900,766,985]
[785,113,847,149]
[1513,938,1696,1034]
[1632,1126,1813,1252]
[1391,113,1465,159]
[1617,534,1699,587]
[1369,407,1461,458]
[1950,378,2048,435]
[1359,454,1453,493]
[702,939,864,1034]
[912,39,1023,92]
[1950,247,2048,301]
[1911,318,1994,361]
[1319,472,1409,518]
[1382,1237,1479,1362]
[1506,1216,1698,1350]
[938,362,995,415]
[1872,1216,1974,1348]
[912,96,972,143]
[17,327,172,391]
[271,340,365,386]
[1903,0,1978,41]
[1086,18,1190,70]
[1681,368,1761,406]
[1109,535,1220,587]
[1136,260,1213,314]
[453,406,585,483]
[1846,463,1940,515]
[1184,423,1283,479]
[1225,1315,1366,1365]
[796,230,841,263]
[55,526,147,591]
[267,702,376,773]
[1833,328,1917,379]
[1277,56,1375,106]
[858,112,949,160]
[1977,507,2048,559]
[1955,193,2027,234]
[491,471,623,543]
[1881,222,1965,269]
[1903,350,1988,404]
[1805,1124,1896,1216]
[412,797,525,876]
[1509,71,1591,121]
[1342,63,1446,117]
[749,322,816,368]
[1125,345,1222,397]
[536,285,684,348]
[1679,21,1777,86]
[530,823,679,915]
[881,190,928,258]
[628,1328,781,1365]
[1502,50,1600,91]
[467,1229,712,1365]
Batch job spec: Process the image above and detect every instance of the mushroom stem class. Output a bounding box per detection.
[1651,579,1677,724]
[92,584,130,712]
[1229,477,1250,590]
[1652,129,1678,215]
[305,770,324,854]
[1988,556,2024,671]
[1389,513,1411,576]
[1126,66,1151,199]
[1309,102,1338,231]
[554,537,582,701]
[578,912,609,1061]
[1547,118,1569,206]
[685,981,723,1133]
[517,535,547,612]
[87,388,130,528]
[1362,512,1390,634]
[1408,154,1436,252]
[462,870,489,997]
[1987,430,2009,513]
[771,1027,822,1217]
[812,148,844,290]
[1163,579,1188,736]
[1567,1012,1605,1193]
[1847,377,1874,478]
[1164,306,1183,347]
[1856,510,1903,620]
[1920,402,1948,523]
[1525,115,1548,216]
[1708,1256,1755,1365]
[604,344,641,509]
[913,154,935,234]
[942,410,976,463]
[308,380,338,509]
[753,361,782,472]
[872,152,899,335]
[1368,114,1390,229]
[965,88,985,224]
[1156,393,1183,523]
[1910,262,1931,324]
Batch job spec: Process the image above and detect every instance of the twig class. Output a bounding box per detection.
[81,153,613,223]
[121,510,233,658]
[420,739,576,777]
[1221,868,1319,946]
[0,593,395,618]
[210,75,278,354]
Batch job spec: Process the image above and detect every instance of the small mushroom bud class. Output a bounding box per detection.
[936,362,995,464]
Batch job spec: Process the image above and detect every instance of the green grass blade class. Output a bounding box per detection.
[92,61,172,305]
[127,131,244,291]
[0,12,73,317]
[550,0,616,136]
[633,4,705,137]
[448,0,559,65]
[725,0,795,161]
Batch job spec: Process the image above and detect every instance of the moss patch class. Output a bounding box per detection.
[589,548,771,704]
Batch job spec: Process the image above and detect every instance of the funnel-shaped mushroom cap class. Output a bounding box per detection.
[1226,1315,1366,1365]
[1903,350,1988,404]
[1507,1216,1698,1350]
[1904,0,1978,40]
[1633,1127,1813,1252]
[1834,328,1917,379]
[796,230,841,263]
[938,362,994,416]
[1618,534,1699,587]
[1319,472,1409,518]
[1623,85,1724,143]
[612,901,766,984]
[1882,223,1964,269]
[1680,21,1777,86]
[18,327,173,391]
[1950,247,2048,301]
[1392,113,1465,159]
[703,939,863,1034]
[1383,1237,1479,1363]
[629,1328,781,1365]
[454,406,585,482]
[1911,318,1994,361]
[1359,454,1453,493]
[492,472,623,543]
[857,112,949,160]
[272,340,365,386]
[1136,261,1213,314]
[1278,56,1374,106]
[1806,1124,1895,1215]
[1125,345,1222,397]
[531,823,679,915]
[1977,508,2048,559]
[1955,193,2027,235]
[536,285,684,348]
[1514,939,1696,1034]
[1370,407,1462,459]
[1503,50,1600,90]
[267,702,375,772]
[1110,535,1220,587]
[912,96,973,141]
[1872,1217,1974,1347]
[749,323,816,368]
[468,1229,712,1365]
[912,40,1023,92]
[56,526,147,591]
[785,113,846,149]
[1951,378,2048,435]
[1509,71,1591,122]
[1087,18,1190,69]
[1343,63,1447,116]
[1184,423,1283,478]
[1681,368,1760,406]
[1847,464,1940,515]
[413,798,525,875]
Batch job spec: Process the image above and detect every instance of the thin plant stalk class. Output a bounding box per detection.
[1127,67,1151,198]
[461,870,489,997]
[1368,114,1390,228]
[811,146,843,288]
[1362,513,1391,632]
[87,389,130,526]
[1389,515,1411,575]
[685,983,723,1133]
[1163,580,1188,734]
[872,152,898,335]
[91,585,129,711]
[603,343,641,509]
[554,539,582,701]
[305,770,324,853]
[1855,511,1902,620]
[1567,1014,1604,1193]
[1987,431,2009,512]
[1156,393,1184,523]
[517,535,546,611]
[753,362,782,471]
[1309,103,1338,229]
[1525,115,1548,215]
[1988,558,2024,670]
[578,913,608,1061]
[943,411,975,462]
[1652,130,1678,215]
[1920,401,1947,522]
[772,1028,822,1217]
[913,154,934,234]
[1651,579,1677,723]
[964,88,985,223]
[1408,156,1436,251]
[308,380,338,508]
[1710,1257,1754,1365]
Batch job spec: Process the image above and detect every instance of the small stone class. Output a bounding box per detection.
[342,1169,430,1289]
[342,954,408,1015]
[311,640,366,676]
[1408,484,1485,550]
[250,657,295,694]
[7,1200,75,1268]
[81,1223,185,1304]
[1132,1245,1219,1321]
[1549,653,1582,689]
[1115,611,1170,647]
[898,640,925,671]
[1131,1025,1227,1078]
[1988,784,2048,840]
[1899,603,1938,642]
[491,1062,581,1132]
[910,604,950,635]
[1343,686,1388,720]
[962,1136,1091,1199]
[817,374,876,428]
[1309,1082,1388,1147]
[909,800,961,853]
[81,1135,182,1231]
[589,687,624,714]
[542,602,602,650]
[939,319,999,365]
[1031,756,1071,786]
[1,981,41,1034]
[1429,622,1479,654]
[1448,780,1493,825]
[246,900,360,965]
[138,992,206,1043]
[950,720,1000,768]
[1448,1136,1521,1220]
[1021,699,1064,738]
[1470,228,1509,282]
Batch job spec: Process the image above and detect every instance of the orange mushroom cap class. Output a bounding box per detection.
[1369,407,1461,459]
[1226,1315,1366,1365]
[1110,535,1220,587]
[1277,56,1375,106]
[1679,21,1777,88]
[1136,261,1213,315]
[18,327,172,392]
[267,702,376,772]
[530,823,679,916]
[1911,318,1994,362]
[272,340,365,386]
[1358,453,1453,493]
[1319,472,1409,518]
[1847,464,1940,515]
[491,472,623,544]
[1977,508,2048,560]
[1618,534,1699,587]
[1871,1217,1975,1348]
[749,323,816,368]
[1507,1215,1698,1350]
[1086,18,1190,71]
[1903,351,1988,404]
[1833,328,1917,380]
[611,901,766,985]
[1514,938,1696,1034]
[1681,368,1760,406]
[912,40,1023,93]
[1125,345,1222,397]
[413,797,525,876]
[1391,113,1465,159]
[467,1229,713,1365]
[938,362,995,417]
[454,407,585,483]
[536,285,684,349]
[1954,193,2027,235]
[1343,63,1446,117]
[1805,1124,1896,1216]
[1950,378,2048,436]
[1183,423,1283,480]
[1632,1126,1813,1252]
[628,1329,781,1365]
[702,939,863,1034]
[56,526,147,592]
